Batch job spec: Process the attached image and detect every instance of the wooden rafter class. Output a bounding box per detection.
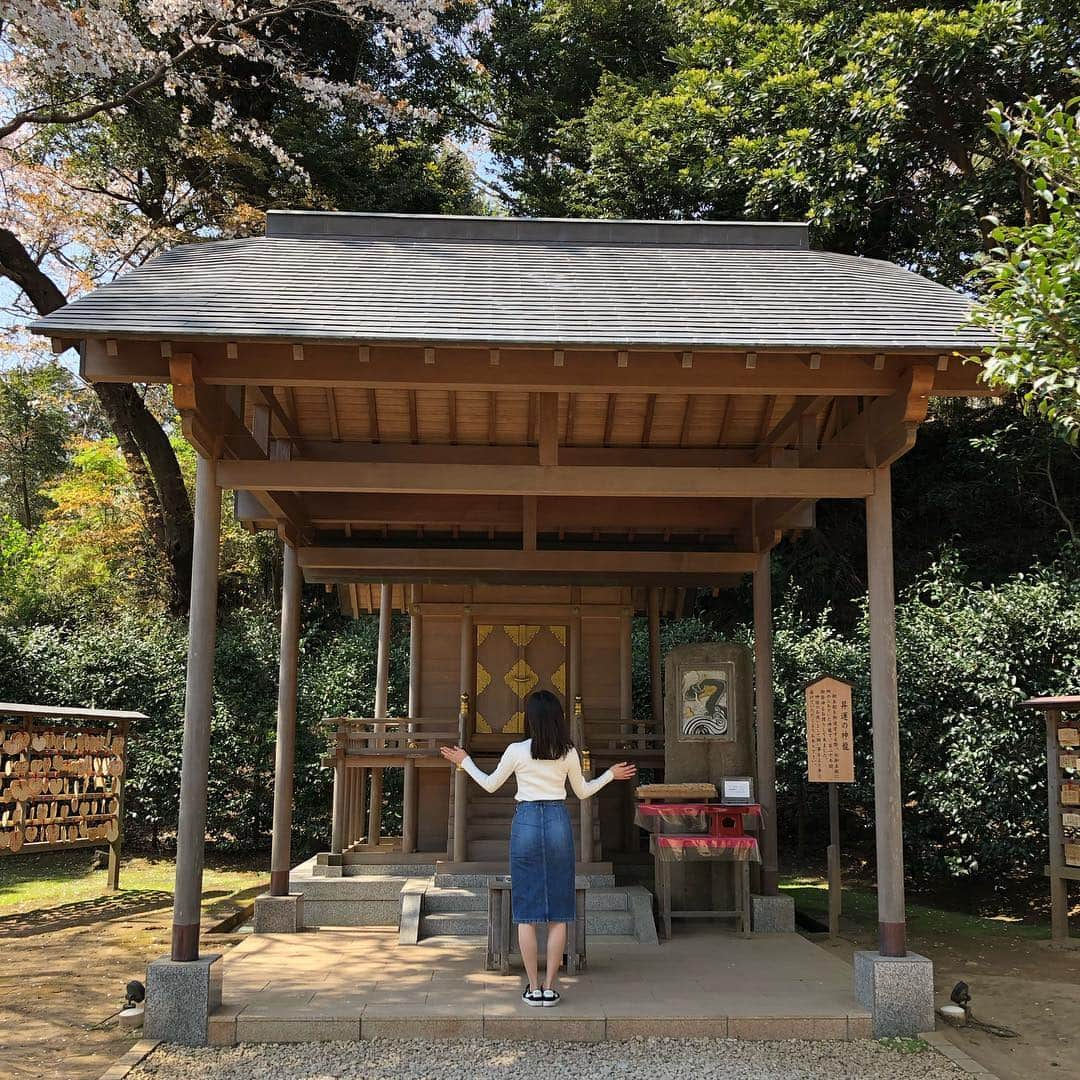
[642,394,656,446]
[603,394,616,447]
[326,387,341,441]
[366,389,380,443]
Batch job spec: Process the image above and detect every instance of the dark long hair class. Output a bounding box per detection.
[525,690,575,760]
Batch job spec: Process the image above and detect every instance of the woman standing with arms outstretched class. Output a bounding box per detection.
[441,690,636,1007]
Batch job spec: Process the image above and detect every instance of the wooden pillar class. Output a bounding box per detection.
[866,466,907,957]
[170,456,221,962]
[619,607,636,852]
[454,606,474,863]
[269,543,302,896]
[1045,708,1069,941]
[647,587,662,727]
[368,583,392,847]
[330,747,346,854]
[568,601,591,860]
[403,603,421,853]
[753,553,780,896]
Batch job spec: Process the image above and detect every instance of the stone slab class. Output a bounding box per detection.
[751,893,796,934]
[235,1017,360,1042]
[853,950,935,1038]
[143,954,222,1047]
[254,893,304,933]
[301,899,401,926]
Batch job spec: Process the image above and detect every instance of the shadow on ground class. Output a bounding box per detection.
[0,889,228,938]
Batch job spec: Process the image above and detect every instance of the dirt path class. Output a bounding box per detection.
[816,922,1080,1079]
[0,883,260,1080]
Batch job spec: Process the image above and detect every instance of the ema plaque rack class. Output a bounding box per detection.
[1021,695,1080,943]
[0,702,144,889]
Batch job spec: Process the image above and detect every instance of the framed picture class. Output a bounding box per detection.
[678,661,737,742]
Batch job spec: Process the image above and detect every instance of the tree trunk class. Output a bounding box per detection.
[0,226,193,612]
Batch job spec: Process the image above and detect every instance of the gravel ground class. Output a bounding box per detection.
[128,1038,966,1080]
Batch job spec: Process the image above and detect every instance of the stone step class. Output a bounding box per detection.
[341,863,436,878]
[422,885,631,914]
[418,908,637,939]
[416,933,640,948]
[291,875,415,901]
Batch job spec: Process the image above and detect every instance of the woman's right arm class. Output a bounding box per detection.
[460,743,519,793]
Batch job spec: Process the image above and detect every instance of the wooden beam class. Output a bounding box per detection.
[326,388,341,441]
[448,390,458,444]
[236,492,756,532]
[538,392,558,465]
[217,459,876,499]
[603,394,616,446]
[298,546,760,579]
[754,395,830,462]
[642,394,656,446]
[81,338,995,397]
[366,389,380,443]
[678,396,695,447]
[807,365,935,469]
[408,390,418,444]
[522,495,537,551]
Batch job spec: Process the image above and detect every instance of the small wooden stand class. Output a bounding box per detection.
[1021,695,1080,943]
[486,875,589,974]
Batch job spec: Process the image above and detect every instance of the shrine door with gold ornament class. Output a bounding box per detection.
[474,625,567,750]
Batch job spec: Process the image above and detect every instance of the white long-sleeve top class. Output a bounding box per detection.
[461,739,615,802]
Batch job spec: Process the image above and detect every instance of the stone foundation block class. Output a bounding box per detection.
[254,892,304,933]
[144,953,222,1046]
[853,950,934,1037]
[750,893,795,933]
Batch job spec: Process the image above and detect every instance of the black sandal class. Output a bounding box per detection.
[522,986,544,1007]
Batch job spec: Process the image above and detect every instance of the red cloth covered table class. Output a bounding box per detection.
[634,802,763,837]
[654,835,761,862]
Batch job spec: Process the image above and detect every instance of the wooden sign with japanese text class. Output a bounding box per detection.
[804,676,855,784]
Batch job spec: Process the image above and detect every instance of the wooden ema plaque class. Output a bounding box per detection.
[804,676,855,784]
[0,721,127,858]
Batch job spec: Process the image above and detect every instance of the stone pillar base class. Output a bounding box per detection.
[854,950,934,1037]
[254,892,305,933]
[144,953,222,1046]
[313,853,344,878]
[751,893,795,933]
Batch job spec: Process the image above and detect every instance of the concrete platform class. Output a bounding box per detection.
[206,926,871,1044]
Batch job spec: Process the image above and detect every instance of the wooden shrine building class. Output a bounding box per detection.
[32,211,994,1040]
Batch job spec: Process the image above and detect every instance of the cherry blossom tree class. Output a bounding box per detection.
[0,0,479,612]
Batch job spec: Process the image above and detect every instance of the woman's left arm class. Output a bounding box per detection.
[567,750,628,799]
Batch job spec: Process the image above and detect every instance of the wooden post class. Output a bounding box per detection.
[569,600,591,860]
[106,719,128,891]
[1045,708,1069,941]
[403,603,421,854]
[330,740,346,855]
[453,605,473,863]
[619,607,636,852]
[453,692,469,863]
[827,782,842,939]
[269,544,302,895]
[753,553,780,896]
[368,582,392,847]
[170,456,221,962]
[866,466,907,957]
[648,587,662,727]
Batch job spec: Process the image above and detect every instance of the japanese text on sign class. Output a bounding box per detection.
[805,677,855,783]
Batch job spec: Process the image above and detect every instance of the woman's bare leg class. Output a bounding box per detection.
[544,921,567,989]
[517,923,540,990]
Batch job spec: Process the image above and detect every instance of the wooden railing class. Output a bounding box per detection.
[585,717,664,763]
[325,714,460,855]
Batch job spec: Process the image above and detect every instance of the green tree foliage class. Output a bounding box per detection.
[973,96,1080,443]
[485,0,1077,283]
[0,365,78,528]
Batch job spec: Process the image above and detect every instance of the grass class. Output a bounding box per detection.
[878,1037,931,1054]
[0,849,268,917]
[781,874,1047,942]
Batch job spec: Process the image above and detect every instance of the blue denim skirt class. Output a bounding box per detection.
[509,799,576,924]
